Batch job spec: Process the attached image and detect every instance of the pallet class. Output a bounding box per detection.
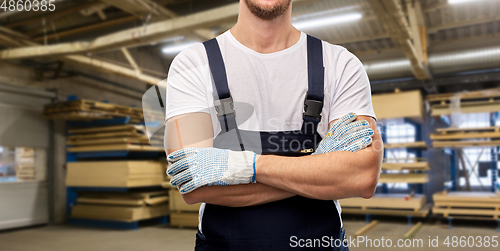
[170,212,199,228]
[378,173,429,183]
[342,204,431,217]
[432,191,500,220]
[340,194,426,212]
[384,141,427,149]
[432,207,500,219]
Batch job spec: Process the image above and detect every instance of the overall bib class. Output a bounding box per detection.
[195,36,349,251]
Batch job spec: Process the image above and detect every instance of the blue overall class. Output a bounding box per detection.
[195,36,349,251]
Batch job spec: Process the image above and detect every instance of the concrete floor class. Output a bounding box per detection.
[1,220,499,251]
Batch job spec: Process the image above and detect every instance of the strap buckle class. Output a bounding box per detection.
[303,99,323,120]
[214,97,235,117]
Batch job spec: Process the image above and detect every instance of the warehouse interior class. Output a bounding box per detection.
[0,0,500,250]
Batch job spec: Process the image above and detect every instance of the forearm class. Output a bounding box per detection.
[255,146,382,200]
[180,183,295,207]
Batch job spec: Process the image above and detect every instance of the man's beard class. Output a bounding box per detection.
[245,0,292,21]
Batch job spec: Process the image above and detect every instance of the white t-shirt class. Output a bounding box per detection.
[166,30,376,231]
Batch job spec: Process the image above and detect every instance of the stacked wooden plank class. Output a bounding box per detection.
[427,88,500,116]
[15,148,36,181]
[431,126,500,148]
[379,158,431,184]
[169,189,200,228]
[432,191,500,220]
[66,161,166,187]
[66,124,162,152]
[372,90,425,123]
[340,194,431,217]
[71,191,170,222]
[43,99,144,123]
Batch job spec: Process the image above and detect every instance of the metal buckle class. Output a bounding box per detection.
[303,99,323,120]
[214,97,235,117]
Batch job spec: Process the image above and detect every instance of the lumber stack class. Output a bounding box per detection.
[43,99,144,123]
[169,189,201,228]
[71,191,170,222]
[379,158,431,184]
[15,148,36,181]
[432,191,500,219]
[431,126,500,148]
[66,161,166,188]
[340,194,431,217]
[372,90,425,123]
[66,124,162,152]
[427,88,500,116]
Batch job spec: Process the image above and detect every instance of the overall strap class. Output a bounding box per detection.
[203,38,245,151]
[302,35,325,135]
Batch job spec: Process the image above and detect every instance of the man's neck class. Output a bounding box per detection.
[230,3,300,54]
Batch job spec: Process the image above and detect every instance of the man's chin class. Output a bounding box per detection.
[245,0,292,21]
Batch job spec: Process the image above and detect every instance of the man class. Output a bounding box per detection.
[165,0,383,250]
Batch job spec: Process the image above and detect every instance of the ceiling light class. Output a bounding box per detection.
[293,13,362,30]
[448,0,480,4]
[163,36,185,43]
[162,41,199,55]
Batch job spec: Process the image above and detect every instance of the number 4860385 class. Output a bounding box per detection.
[1,0,56,12]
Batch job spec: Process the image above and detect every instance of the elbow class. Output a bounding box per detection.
[359,163,381,199]
[181,191,201,205]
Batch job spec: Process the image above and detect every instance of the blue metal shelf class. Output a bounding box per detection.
[67,216,169,230]
[67,151,163,161]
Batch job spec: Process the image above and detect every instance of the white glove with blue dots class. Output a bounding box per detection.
[167,148,256,194]
[314,112,374,154]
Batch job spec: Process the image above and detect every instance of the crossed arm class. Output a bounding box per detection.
[166,113,383,207]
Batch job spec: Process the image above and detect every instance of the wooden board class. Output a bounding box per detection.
[77,191,169,206]
[71,204,169,222]
[342,204,431,217]
[431,100,500,116]
[384,141,427,149]
[43,99,144,122]
[170,212,199,228]
[372,90,424,123]
[67,131,142,140]
[433,191,500,204]
[427,88,500,103]
[169,189,200,212]
[68,124,145,134]
[66,161,165,187]
[378,173,429,183]
[382,161,430,171]
[340,194,426,211]
[432,140,500,148]
[67,144,163,152]
[430,127,500,140]
[66,137,150,146]
[432,207,500,219]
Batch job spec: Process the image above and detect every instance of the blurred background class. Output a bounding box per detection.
[0,0,499,250]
